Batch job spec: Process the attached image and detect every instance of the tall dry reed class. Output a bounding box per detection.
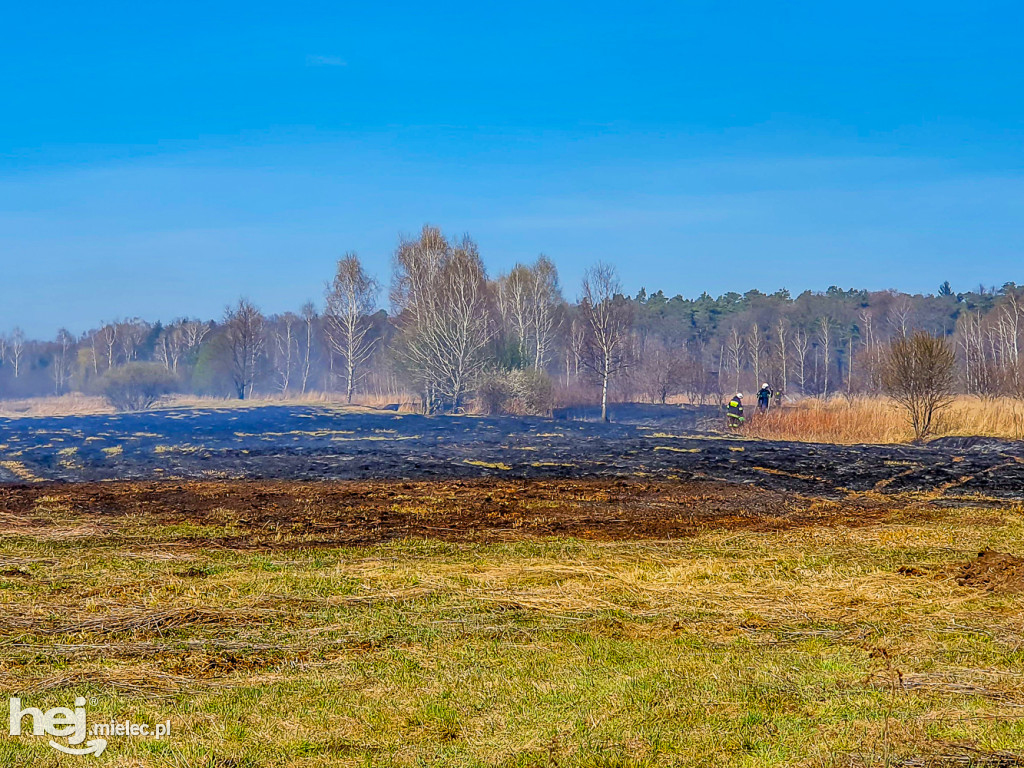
[744,395,1024,444]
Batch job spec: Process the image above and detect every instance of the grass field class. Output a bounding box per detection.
[1,483,1022,766]
[744,395,1024,444]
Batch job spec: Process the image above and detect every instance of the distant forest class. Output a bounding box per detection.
[0,226,1020,413]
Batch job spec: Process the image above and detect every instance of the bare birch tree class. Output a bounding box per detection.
[889,297,913,340]
[391,227,494,413]
[272,312,299,393]
[774,317,789,395]
[52,329,74,395]
[156,320,209,373]
[579,263,633,422]
[530,255,562,369]
[747,323,766,389]
[792,327,810,394]
[725,327,744,393]
[300,302,316,395]
[497,265,532,365]
[118,319,148,363]
[569,317,585,382]
[817,316,834,399]
[325,253,379,403]
[9,328,24,378]
[99,324,118,370]
[223,299,265,399]
[497,255,562,370]
[155,328,181,372]
[181,320,210,352]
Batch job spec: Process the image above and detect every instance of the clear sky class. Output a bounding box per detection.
[2,1,1023,337]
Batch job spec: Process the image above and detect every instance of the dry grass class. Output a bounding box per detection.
[169,392,419,411]
[0,394,114,418]
[0,482,1022,765]
[0,392,422,418]
[744,395,1024,444]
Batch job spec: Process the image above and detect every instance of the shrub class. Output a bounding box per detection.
[475,373,512,415]
[881,332,957,442]
[473,369,554,416]
[98,363,178,412]
[506,369,554,416]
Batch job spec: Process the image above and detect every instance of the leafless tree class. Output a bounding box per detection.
[325,253,379,403]
[817,316,834,399]
[530,256,562,369]
[996,289,1024,392]
[774,318,789,396]
[858,308,885,393]
[955,310,996,395]
[747,323,766,390]
[9,328,24,378]
[223,298,266,399]
[118,319,149,363]
[568,317,585,383]
[181,320,210,351]
[156,320,209,373]
[497,256,563,370]
[792,327,810,394]
[881,332,957,441]
[272,312,299,393]
[681,347,718,405]
[888,296,913,340]
[52,329,74,395]
[579,263,633,421]
[637,337,684,404]
[99,324,118,370]
[391,226,495,413]
[300,302,317,395]
[725,326,744,393]
[83,330,101,377]
[155,328,181,372]
[844,325,856,396]
[497,265,532,365]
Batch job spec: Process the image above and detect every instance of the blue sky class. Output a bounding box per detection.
[2,1,1023,337]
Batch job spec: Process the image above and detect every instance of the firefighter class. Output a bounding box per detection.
[756,382,773,412]
[727,393,744,428]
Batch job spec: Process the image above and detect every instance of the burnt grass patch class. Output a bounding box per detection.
[0,478,919,549]
[1,404,1024,497]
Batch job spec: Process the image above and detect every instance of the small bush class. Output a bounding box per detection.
[881,332,957,442]
[99,363,178,412]
[473,369,554,416]
[474,372,513,415]
[506,369,554,416]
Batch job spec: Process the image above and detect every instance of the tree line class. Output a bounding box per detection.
[1,226,1021,415]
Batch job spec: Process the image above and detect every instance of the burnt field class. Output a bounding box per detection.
[2,406,1024,765]
[1,403,1023,497]
[0,477,910,551]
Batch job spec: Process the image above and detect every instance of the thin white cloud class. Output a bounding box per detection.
[305,54,346,67]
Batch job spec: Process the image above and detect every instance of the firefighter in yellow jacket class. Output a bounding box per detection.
[727,393,745,428]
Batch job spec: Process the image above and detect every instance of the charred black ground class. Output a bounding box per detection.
[1,404,1023,497]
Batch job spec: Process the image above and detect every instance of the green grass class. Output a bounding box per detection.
[0,502,1022,766]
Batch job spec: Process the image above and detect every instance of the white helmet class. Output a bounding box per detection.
[735,393,743,399]
[762,383,769,389]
